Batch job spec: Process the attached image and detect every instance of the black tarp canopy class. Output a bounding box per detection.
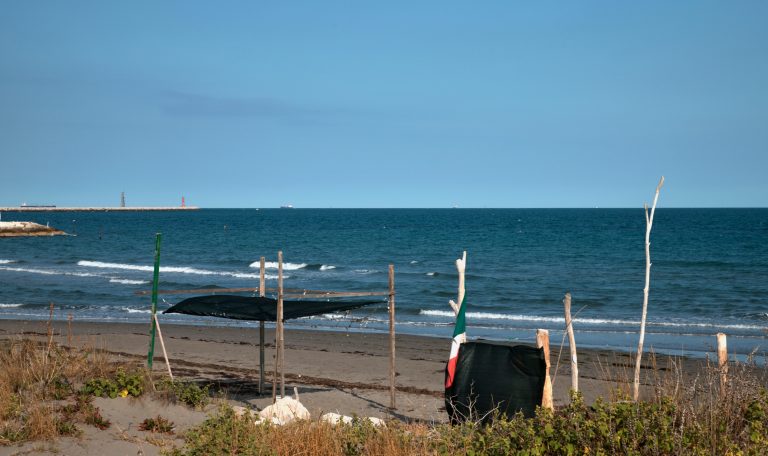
[163,294,383,321]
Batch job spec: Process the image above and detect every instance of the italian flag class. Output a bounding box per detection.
[445,295,466,388]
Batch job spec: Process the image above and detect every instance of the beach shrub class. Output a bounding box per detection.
[156,379,210,409]
[82,368,144,398]
[140,415,175,434]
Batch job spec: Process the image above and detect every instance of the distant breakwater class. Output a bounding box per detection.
[0,207,200,212]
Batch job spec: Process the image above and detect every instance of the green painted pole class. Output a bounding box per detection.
[147,233,162,369]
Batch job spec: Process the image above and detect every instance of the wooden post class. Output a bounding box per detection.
[537,329,553,410]
[153,314,173,381]
[278,251,285,398]
[633,176,664,401]
[717,332,728,394]
[563,292,578,393]
[388,264,396,410]
[259,256,266,395]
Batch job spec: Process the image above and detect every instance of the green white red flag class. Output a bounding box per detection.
[445,295,466,388]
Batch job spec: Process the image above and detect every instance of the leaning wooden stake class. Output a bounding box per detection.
[388,264,396,410]
[633,176,664,402]
[147,233,162,370]
[153,313,174,381]
[717,332,728,395]
[259,256,266,394]
[563,292,578,393]
[537,329,554,410]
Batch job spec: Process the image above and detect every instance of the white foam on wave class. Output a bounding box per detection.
[419,310,767,330]
[249,261,307,270]
[78,260,266,279]
[109,278,149,285]
[426,272,437,276]
[410,260,419,264]
[124,308,151,314]
[319,265,336,271]
[0,303,24,308]
[0,260,16,264]
[0,266,103,278]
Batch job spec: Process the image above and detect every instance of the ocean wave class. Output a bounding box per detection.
[0,266,103,278]
[124,308,151,314]
[319,265,336,271]
[249,261,307,270]
[418,310,767,331]
[0,260,16,264]
[0,303,24,308]
[77,260,264,279]
[410,260,419,264]
[109,278,149,285]
[426,272,437,276]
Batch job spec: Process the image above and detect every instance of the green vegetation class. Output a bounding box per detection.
[81,368,144,398]
[140,415,175,434]
[170,386,768,455]
[156,379,210,409]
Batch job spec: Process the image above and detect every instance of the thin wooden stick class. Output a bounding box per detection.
[717,332,728,395]
[259,256,266,395]
[537,329,553,410]
[388,264,396,410]
[278,251,285,398]
[563,292,578,393]
[633,176,664,402]
[153,314,173,381]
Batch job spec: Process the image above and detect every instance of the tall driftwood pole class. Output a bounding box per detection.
[259,256,266,394]
[388,264,396,410]
[717,332,728,395]
[278,251,285,398]
[563,292,578,393]
[537,329,554,410]
[633,176,665,402]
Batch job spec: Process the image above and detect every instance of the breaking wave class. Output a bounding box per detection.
[0,303,24,308]
[77,260,263,279]
[109,278,149,285]
[0,260,16,264]
[0,266,103,278]
[418,310,766,331]
[249,261,307,270]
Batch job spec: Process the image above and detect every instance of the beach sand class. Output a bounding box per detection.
[0,318,707,454]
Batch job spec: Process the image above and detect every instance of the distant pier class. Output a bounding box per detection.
[0,206,200,212]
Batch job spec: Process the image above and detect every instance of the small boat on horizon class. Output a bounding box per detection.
[280,204,294,209]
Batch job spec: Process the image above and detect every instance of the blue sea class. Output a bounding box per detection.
[1,209,766,359]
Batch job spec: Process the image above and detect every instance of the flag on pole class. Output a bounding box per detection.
[445,295,466,388]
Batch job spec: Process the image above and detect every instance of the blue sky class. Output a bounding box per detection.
[1,1,766,208]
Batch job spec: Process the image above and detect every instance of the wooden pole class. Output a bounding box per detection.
[259,256,266,395]
[147,233,162,370]
[388,264,396,410]
[633,176,664,402]
[537,329,553,410]
[278,251,285,398]
[563,292,578,393]
[717,332,728,394]
[153,314,173,381]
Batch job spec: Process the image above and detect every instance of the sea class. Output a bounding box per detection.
[1,208,766,360]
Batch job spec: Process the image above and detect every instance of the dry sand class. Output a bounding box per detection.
[0,318,706,455]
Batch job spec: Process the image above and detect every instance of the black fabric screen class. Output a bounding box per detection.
[445,342,546,423]
[163,294,381,321]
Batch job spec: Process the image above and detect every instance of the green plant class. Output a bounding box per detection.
[157,379,210,409]
[81,368,144,398]
[140,415,175,434]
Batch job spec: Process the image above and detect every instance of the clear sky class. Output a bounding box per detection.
[1,1,766,208]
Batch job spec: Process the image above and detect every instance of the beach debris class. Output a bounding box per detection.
[258,388,310,424]
[320,412,386,427]
[0,221,65,237]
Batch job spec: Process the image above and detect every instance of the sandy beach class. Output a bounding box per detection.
[0,319,702,420]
